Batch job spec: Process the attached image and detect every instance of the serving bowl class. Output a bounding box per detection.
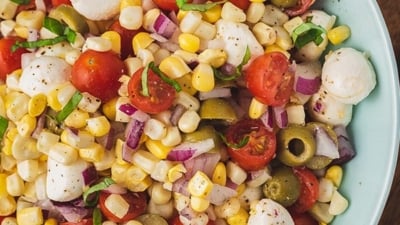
[316,0,400,224]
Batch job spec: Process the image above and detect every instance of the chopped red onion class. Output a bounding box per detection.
[198,87,232,100]
[225,178,239,190]
[103,184,128,194]
[172,177,190,196]
[125,118,145,150]
[167,138,215,161]
[96,121,125,150]
[314,126,340,159]
[35,0,47,11]
[170,104,187,126]
[81,166,98,186]
[295,76,321,95]
[207,184,238,205]
[31,112,46,139]
[184,153,221,178]
[331,125,356,164]
[153,12,178,39]
[260,106,274,132]
[294,61,322,95]
[150,32,169,42]
[118,103,137,116]
[122,143,136,163]
[273,106,288,128]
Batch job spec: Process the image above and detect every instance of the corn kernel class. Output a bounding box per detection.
[0,173,8,197]
[149,182,172,205]
[78,92,102,113]
[327,25,351,45]
[180,11,203,33]
[159,55,192,79]
[6,172,25,196]
[125,164,148,184]
[83,36,112,52]
[102,97,118,121]
[101,31,121,54]
[161,126,182,147]
[198,48,227,68]
[150,160,173,182]
[1,217,18,225]
[104,194,130,219]
[283,16,304,35]
[188,171,213,198]
[192,63,215,92]
[178,110,201,133]
[48,143,78,165]
[325,165,343,187]
[248,97,267,119]
[16,10,45,30]
[226,161,247,185]
[64,109,90,129]
[226,207,249,225]
[190,196,210,213]
[265,44,291,58]
[274,26,293,50]
[328,190,349,215]
[17,114,37,137]
[119,6,143,30]
[17,206,43,225]
[61,128,95,149]
[167,163,187,182]
[173,91,200,111]
[221,2,246,23]
[178,33,200,53]
[0,195,17,217]
[47,88,63,111]
[0,1,18,20]
[79,143,105,162]
[126,175,152,192]
[28,93,47,117]
[202,4,222,23]
[121,0,141,9]
[212,162,227,186]
[246,2,265,24]
[175,74,197,95]
[86,116,111,137]
[44,218,58,225]
[145,139,171,160]
[132,32,154,55]
[194,21,216,40]
[132,150,160,174]
[111,162,130,184]
[252,22,276,46]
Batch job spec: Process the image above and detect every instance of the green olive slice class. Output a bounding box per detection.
[182,125,222,152]
[49,5,89,34]
[199,98,237,123]
[271,0,299,8]
[277,125,316,166]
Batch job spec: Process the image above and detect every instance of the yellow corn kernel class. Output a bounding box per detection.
[126,175,153,192]
[101,31,121,54]
[177,110,201,133]
[5,91,29,122]
[252,22,276,46]
[194,21,216,40]
[125,164,148,184]
[111,162,130,184]
[161,126,182,147]
[188,171,213,198]
[39,154,48,161]
[44,218,58,225]
[2,138,13,156]
[119,6,143,30]
[84,36,112,52]
[226,207,249,225]
[6,172,25,196]
[202,4,221,23]
[86,116,111,137]
[190,196,210,213]
[78,92,102,113]
[104,194,130,219]
[180,11,202,33]
[61,129,94,149]
[192,63,215,92]
[178,33,200,53]
[132,32,154,55]
[149,182,172,205]
[17,206,43,225]
[79,143,105,162]
[132,150,160,174]
[120,0,141,9]
[319,223,328,225]
[16,10,45,30]
[145,139,172,160]
[176,10,189,21]
[0,195,16,216]
[198,48,227,68]
[64,109,90,129]
[159,55,192,79]
[325,165,343,187]
[283,16,304,35]
[114,139,130,165]
[274,26,293,50]
[236,183,246,196]
[1,217,18,225]
[6,127,18,141]
[48,143,78,165]
[246,2,265,23]
[175,74,197,95]
[47,88,62,111]
[0,173,8,197]
[212,162,227,186]
[36,131,60,154]
[248,97,267,119]
[17,114,37,137]
[102,97,118,120]
[250,0,265,2]
[265,45,291,58]
[167,163,187,182]
[221,2,246,23]
[27,94,47,117]
[14,24,28,39]
[0,1,18,20]
[327,25,351,45]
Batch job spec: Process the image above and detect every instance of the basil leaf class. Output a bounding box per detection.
[83,177,116,207]
[10,0,30,4]
[149,62,182,92]
[12,36,68,52]
[64,27,77,43]
[93,208,102,225]
[292,23,326,49]
[141,63,150,96]
[43,17,65,36]
[177,0,226,12]
[0,116,9,142]
[55,91,83,123]
[218,132,250,149]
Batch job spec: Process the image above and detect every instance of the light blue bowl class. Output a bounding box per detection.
[315,0,400,224]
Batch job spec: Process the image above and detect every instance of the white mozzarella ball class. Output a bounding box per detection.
[71,0,121,21]
[19,56,71,96]
[321,47,376,105]
[248,199,294,225]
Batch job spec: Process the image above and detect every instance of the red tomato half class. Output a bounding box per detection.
[109,21,143,59]
[0,37,28,81]
[152,0,179,11]
[128,67,176,114]
[99,191,147,223]
[289,167,319,213]
[60,219,93,225]
[71,50,126,102]
[291,212,318,225]
[229,0,250,10]
[51,0,72,7]
[245,52,294,107]
[225,119,276,171]
[169,215,215,225]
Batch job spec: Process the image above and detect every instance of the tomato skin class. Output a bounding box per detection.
[109,21,143,59]
[99,191,147,223]
[71,50,126,102]
[291,212,318,225]
[229,0,250,10]
[51,0,72,6]
[0,37,28,81]
[152,0,179,11]
[226,119,276,171]
[245,52,294,107]
[289,167,319,213]
[128,67,176,114]
[60,219,93,225]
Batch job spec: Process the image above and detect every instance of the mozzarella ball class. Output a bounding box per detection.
[71,0,121,21]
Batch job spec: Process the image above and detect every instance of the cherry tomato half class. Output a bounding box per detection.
[109,21,143,59]
[229,0,250,10]
[71,50,126,102]
[152,0,179,11]
[291,212,318,225]
[245,52,294,107]
[51,0,72,7]
[128,67,176,114]
[225,119,276,171]
[99,191,147,223]
[60,219,93,225]
[0,37,28,81]
[289,167,319,213]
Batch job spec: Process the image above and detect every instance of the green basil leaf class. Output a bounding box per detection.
[83,177,116,207]
[10,0,30,4]
[292,23,326,49]
[141,63,151,96]
[0,116,9,142]
[218,132,250,149]
[149,62,182,92]
[12,36,68,52]
[93,208,102,225]
[43,17,65,36]
[177,0,226,12]
[64,27,77,43]
[55,91,83,123]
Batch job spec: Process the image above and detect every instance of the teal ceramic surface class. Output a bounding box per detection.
[315,0,400,224]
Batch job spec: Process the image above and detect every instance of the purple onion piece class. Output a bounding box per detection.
[273,106,288,129]
[153,12,178,39]
[295,76,321,95]
[125,118,145,149]
[183,153,221,178]
[119,103,137,116]
[81,166,98,186]
[260,106,274,132]
[170,104,187,126]
[331,125,356,165]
